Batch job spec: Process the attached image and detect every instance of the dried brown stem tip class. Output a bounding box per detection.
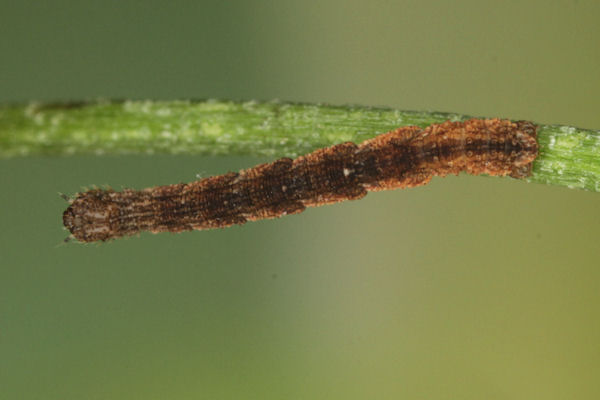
[63,118,538,243]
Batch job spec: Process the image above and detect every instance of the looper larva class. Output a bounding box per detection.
[63,118,538,242]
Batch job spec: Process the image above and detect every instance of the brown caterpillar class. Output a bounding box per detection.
[63,118,538,243]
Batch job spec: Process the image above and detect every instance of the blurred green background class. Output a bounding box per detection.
[1,1,599,399]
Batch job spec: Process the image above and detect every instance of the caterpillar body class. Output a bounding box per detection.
[63,118,538,243]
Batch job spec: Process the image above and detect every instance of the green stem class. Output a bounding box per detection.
[1,99,598,191]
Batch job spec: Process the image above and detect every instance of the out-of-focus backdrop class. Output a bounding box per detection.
[1,1,599,398]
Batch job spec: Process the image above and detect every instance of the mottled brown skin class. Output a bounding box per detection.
[63,118,538,242]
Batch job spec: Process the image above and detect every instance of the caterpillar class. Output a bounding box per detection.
[62,118,538,243]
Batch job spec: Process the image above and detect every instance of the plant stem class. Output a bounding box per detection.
[1,99,598,191]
